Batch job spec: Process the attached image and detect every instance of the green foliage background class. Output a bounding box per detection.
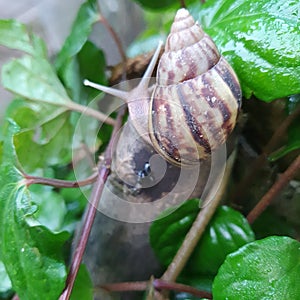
[0,0,299,299]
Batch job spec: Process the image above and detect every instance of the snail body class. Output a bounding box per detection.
[85,8,241,167]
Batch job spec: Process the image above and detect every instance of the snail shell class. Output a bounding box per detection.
[84,8,241,167]
[149,8,241,166]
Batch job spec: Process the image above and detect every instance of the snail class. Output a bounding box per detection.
[84,8,242,167]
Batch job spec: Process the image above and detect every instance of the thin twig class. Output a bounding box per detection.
[100,279,212,299]
[97,2,127,82]
[101,281,149,292]
[232,105,300,203]
[161,151,236,283]
[154,279,212,299]
[247,155,300,224]
[59,107,126,300]
[65,101,116,126]
[153,151,235,300]
[98,14,127,64]
[24,172,98,188]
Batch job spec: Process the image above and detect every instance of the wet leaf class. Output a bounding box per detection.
[195,0,300,101]
[0,120,68,300]
[150,201,255,275]
[213,236,300,299]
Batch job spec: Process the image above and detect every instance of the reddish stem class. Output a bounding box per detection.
[101,281,148,292]
[100,279,212,299]
[24,172,98,188]
[59,107,125,300]
[153,279,212,299]
[59,6,128,300]
[247,155,300,224]
[60,168,109,300]
[97,4,127,66]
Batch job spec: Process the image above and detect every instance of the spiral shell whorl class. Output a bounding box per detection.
[158,9,220,85]
[166,9,203,51]
[150,8,241,166]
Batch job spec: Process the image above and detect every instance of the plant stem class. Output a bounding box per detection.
[65,101,116,126]
[60,9,128,298]
[161,151,236,283]
[153,279,212,299]
[59,107,125,300]
[65,1,131,128]
[98,10,127,65]
[247,155,300,224]
[100,279,212,299]
[97,2,128,85]
[101,281,148,292]
[232,105,300,203]
[24,172,98,188]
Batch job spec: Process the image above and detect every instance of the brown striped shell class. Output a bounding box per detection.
[84,8,241,168]
[148,8,241,166]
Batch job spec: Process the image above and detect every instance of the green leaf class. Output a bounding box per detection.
[195,0,300,101]
[132,0,176,10]
[70,264,93,300]
[150,199,200,251]
[188,206,255,275]
[133,0,199,10]
[150,201,255,276]
[55,0,103,111]
[0,19,47,57]
[30,184,67,232]
[0,146,3,168]
[14,113,73,172]
[77,41,107,102]
[0,261,12,297]
[0,120,20,172]
[213,236,300,300]
[0,120,68,300]
[5,98,67,133]
[55,0,100,72]
[60,41,107,104]
[2,55,72,105]
[4,99,73,172]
